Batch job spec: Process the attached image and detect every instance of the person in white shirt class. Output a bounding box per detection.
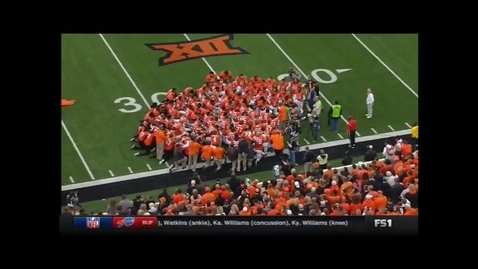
[365,88,374,119]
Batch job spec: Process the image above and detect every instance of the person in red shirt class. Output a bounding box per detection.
[347,116,357,148]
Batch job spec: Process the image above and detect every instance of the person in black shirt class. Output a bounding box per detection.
[303,147,315,173]
[227,175,240,195]
[281,161,292,176]
[364,145,377,161]
[227,147,238,173]
[237,138,249,172]
[157,188,171,204]
[341,151,353,166]
[287,135,299,165]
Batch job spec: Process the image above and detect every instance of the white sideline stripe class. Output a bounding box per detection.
[99,34,150,107]
[62,129,409,191]
[265,34,361,137]
[109,170,114,177]
[351,34,418,98]
[128,167,133,174]
[62,121,95,180]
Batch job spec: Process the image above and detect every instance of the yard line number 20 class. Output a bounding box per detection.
[114,69,338,114]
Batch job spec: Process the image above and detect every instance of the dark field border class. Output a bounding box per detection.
[61,134,411,204]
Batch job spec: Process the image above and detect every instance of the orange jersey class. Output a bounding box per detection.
[220,71,232,82]
[201,145,214,160]
[210,134,221,146]
[213,146,225,159]
[253,136,263,151]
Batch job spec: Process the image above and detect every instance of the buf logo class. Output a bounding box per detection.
[145,34,249,66]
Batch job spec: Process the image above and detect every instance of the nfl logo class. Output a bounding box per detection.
[86,217,99,228]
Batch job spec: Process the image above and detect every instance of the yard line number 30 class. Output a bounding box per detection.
[114,69,338,114]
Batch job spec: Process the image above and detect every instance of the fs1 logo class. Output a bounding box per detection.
[374,219,392,228]
[145,34,249,67]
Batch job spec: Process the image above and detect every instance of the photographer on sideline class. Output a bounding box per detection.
[309,113,320,142]
[289,67,300,81]
[364,145,377,162]
[287,134,299,166]
[285,120,300,139]
[305,76,319,96]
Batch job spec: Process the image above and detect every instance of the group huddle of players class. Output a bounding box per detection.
[129,70,317,170]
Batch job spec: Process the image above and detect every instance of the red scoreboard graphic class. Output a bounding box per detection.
[112,216,157,229]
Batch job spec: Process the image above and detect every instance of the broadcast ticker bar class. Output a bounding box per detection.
[62,216,417,234]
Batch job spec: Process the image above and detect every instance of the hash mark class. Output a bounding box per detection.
[320,136,327,142]
[371,128,378,134]
[337,133,344,139]
[69,176,75,183]
[146,164,152,170]
[405,122,412,128]
[108,170,114,177]
[303,139,310,144]
[128,167,133,174]
[387,125,395,131]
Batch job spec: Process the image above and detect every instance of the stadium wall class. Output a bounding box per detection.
[61,131,411,204]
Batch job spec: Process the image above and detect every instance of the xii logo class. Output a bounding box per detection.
[145,34,249,67]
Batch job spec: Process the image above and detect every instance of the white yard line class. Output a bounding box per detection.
[351,34,418,98]
[146,164,152,171]
[165,162,171,168]
[371,128,378,134]
[62,120,95,180]
[183,34,217,73]
[108,170,115,177]
[388,125,395,131]
[69,176,75,183]
[99,34,150,107]
[337,133,344,139]
[405,122,412,128]
[265,34,361,137]
[128,167,134,174]
[320,136,327,142]
[303,139,310,144]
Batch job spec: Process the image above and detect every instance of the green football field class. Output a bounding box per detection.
[61,33,418,186]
